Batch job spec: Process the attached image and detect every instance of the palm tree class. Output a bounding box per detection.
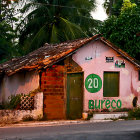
[0,0,18,63]
[17,0,100,54]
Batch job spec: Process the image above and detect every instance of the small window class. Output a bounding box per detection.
[103,72,119,97]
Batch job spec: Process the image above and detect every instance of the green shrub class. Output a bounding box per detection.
[128,107,140,119]
[0,94,23,110]
[113,108,132,112]
[86,110,94,120]
[119,115,129,120]
[8,94,23,109]
[101,109,110,112]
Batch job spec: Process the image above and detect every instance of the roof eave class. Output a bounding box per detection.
[100,37,140,69]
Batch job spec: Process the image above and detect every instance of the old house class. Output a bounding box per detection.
[0,34,140,120]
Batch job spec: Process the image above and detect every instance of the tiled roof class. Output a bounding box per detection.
[0,34,100,76]
[0,34,139,76]
[100,37,140,68]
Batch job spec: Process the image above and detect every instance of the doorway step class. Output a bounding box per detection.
[90,112,128,120]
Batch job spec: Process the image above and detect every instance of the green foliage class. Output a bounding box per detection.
[121,0,136,13]
[128,107,140,119]
[0,94,23,110]
[17,0,101,54]
[99,4,140,61]
[8,94,22,109]
[101,109,110,112]
[0,0,19,63]
[109,118,119,121]
[0,21,15,63]
[103,0,140,16]
[29,87,42,96]
[86,110,94,120]
[103,0,123,16]
[113,108,132,112]
[119,115,129,120]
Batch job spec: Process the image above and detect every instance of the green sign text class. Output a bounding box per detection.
[89,99,122,109]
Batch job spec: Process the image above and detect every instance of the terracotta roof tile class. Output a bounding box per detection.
[0,34,100,76]
[0,34,139,76]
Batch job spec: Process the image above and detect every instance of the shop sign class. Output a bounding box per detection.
[115,60,125,68]
[89,99,122,109]
[106,57,114,62]
[85,74,102,93]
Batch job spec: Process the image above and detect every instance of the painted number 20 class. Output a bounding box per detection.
[88,78,98,89]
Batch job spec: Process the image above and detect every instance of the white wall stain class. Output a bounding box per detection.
[137,86,140,93]
[109,66,115,70]
[122,69,129,75]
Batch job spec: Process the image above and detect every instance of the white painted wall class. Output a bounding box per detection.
[0,70,39,103]
[0,92,43,122]
[72,40,140,111]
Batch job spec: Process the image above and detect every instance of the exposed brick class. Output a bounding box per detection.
[45,72,52,77]
[42,72,46,76]
[60,85,64,88]
[41,85,44,89]
[41,65,65,119]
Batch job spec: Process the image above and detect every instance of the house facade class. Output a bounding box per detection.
[0,35,140,120]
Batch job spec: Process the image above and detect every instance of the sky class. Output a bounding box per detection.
[14,0,108,22]
[91,0,108,21]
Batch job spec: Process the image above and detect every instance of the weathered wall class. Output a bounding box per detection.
[72,40,140,111]
[0,71,39,103]
[41,65,66,120]
[0,92,43,122]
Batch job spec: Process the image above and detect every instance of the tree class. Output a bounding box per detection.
[0,0,18,63]
[103,0,140,16]
[17,0,101,54]
[100,0,140,61]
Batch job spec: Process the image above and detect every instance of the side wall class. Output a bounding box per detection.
[72,40,140,111]
[0,71,39,103]
[41,65,66,120]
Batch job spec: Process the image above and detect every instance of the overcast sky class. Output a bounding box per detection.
[92,0,108,21]
[14,0,108,23]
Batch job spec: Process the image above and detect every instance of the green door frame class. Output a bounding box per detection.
[66,72,84,119]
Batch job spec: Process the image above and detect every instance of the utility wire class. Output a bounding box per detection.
[26,2,140,16]
[29,2,95,11]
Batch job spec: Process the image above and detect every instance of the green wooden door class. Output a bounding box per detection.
[103,72,119,97]
[67,73,83,119]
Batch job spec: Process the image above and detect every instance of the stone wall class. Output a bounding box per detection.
[0,92,43,122]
